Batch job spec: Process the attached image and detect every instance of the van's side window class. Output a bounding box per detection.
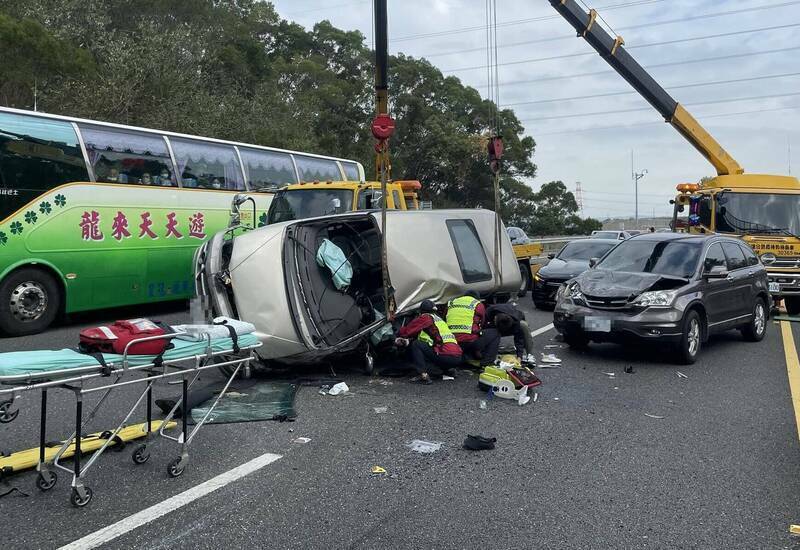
[446,219,492,283]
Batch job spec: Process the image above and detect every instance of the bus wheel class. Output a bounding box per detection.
[0,268,62,336]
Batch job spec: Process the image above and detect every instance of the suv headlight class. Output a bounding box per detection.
[633,290,677,307]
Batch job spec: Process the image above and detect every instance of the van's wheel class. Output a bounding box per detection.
[675,309,702,365]
[517,263,532,297]
[785,296,800,316]
[0,268,61,336]
[741,297,767,342]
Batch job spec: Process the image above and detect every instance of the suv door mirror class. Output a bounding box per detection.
[589,257,599,268]
[704,264,728,279]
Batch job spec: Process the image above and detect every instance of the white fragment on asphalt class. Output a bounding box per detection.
[292,437,312,444]
[644,414,665,419]
[327,382,349,395]
[676,371,688,379]
[373,406,388,414]
[442,375,455,381]
[544,344,561,349]
[407,440,443,453]
[613,387,619,390]
[533,392,539,402]
[602,372,616,377]
[553,397,560,401]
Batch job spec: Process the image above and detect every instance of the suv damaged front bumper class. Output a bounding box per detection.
[553,299,684,343]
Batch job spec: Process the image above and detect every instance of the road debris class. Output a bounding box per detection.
[320,382,349,396]
[644,414,665,419]
[292,437,312,444]
[407,440,443,454]
[533,392,538,402]
[463,435,496,451]
[624,366,635,374]
[544,344,562,349]
[371,465,387,474]
[789,524,800,535]
[373,406,388,414]
[540,353,562,364]
[368,379,393,386]
[442,375,455,381]
[676,371,688,379]
[602,372,616,377]
[479,399,488,410]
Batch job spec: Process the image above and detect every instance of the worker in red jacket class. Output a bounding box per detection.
[396,300,462,384]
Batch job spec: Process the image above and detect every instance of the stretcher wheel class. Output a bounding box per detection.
[132,445,150,465]
[167,458,185,478]
[0,402,19,423]
[70,486,93,508]
[36,471,57,492]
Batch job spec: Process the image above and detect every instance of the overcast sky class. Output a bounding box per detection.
[271,0,800,220]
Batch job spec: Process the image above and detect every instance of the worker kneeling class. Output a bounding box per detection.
[396,300,462,385]
[445,291,500,368]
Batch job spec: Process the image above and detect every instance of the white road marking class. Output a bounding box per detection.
[58,452,283,550]
[530,323,554,337]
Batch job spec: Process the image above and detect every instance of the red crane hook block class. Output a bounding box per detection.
[371,114,396,140]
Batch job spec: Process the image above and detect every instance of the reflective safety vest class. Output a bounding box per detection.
[418,314,458,347]
[446,296,480,334]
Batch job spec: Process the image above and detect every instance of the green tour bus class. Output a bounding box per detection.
[0,106,365,336]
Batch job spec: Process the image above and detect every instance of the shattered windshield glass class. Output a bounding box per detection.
[267,189,354,224]
[598,240,701,279]
[715,192,800,236]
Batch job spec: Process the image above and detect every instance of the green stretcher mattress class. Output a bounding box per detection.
[0,333,259,381]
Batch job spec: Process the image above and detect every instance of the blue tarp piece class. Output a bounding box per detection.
[315,238,352,291]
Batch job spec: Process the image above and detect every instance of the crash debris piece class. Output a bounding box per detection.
[371,465,387,474]
[320,382,349,396]
[644,414,665,419]
[292,437,312,444]
[442,375,455,381]
[407,440,443,454]
[540,353,562,364]
[373,406,388,414]
[624,366,635,374]
[789,524,800,535]
[544,344,562,349]
[603,372,616,377]
[676,371,688,379]
[533,392,539,402]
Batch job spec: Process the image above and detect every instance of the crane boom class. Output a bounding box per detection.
[549,0,744,176]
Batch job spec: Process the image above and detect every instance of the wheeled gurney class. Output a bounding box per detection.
[0,331,260,507]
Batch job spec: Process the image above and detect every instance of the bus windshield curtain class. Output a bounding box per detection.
[170,140,244,190]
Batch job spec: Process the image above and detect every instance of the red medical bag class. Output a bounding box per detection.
[79,318,172,355]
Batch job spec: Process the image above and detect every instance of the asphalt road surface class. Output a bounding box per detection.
[1,299,799,549]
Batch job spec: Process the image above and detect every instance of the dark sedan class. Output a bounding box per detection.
[532,239,618,309]
[553,233,770,364]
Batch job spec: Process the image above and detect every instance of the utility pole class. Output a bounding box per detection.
[631,150,647,227]
[574,181,584,215]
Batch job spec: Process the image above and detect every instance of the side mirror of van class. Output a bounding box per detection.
[589,257,599,268]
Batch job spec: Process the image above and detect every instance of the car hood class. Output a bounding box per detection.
[539,258,590,280]
[574,269,687,298]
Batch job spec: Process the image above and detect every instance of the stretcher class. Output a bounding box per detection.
[0,331,260,508]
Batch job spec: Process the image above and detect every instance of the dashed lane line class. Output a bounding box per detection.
[530,323,555,338]
[58,452,283,550]
[780,321,800,442]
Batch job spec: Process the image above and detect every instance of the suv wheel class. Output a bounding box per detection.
[564,332,589,349]
[741,297,767,342]
[676,309,702,365]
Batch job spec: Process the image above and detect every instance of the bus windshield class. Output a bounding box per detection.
[267,189,354,224]
[715,192,800,236]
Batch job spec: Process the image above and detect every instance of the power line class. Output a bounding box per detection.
[494,46,800,88]
[417,1,800,58]
[391,0,667,42]
[521,91,800,122]
[533,104,800,136]
[442,23,800,73]
[505,72,800,107]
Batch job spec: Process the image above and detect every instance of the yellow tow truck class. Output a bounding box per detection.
[551,0,800,312]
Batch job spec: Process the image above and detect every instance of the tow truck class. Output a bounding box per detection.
[551,0,800,312]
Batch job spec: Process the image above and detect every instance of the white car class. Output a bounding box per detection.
[591,230,631,240]
[194,209,521,367]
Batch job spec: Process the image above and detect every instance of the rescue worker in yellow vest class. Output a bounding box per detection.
[446,291,500,367]
[396,300,462,384]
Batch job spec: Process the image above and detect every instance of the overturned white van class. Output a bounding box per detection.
[194,209,521,366]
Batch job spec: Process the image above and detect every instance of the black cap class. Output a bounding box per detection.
[420,300,436,313]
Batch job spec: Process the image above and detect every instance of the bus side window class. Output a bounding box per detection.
[240,148,297,191]
[79,125,176,187]
[0,111,89,218]
[294,155,342,182]
[170,138,244,191]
